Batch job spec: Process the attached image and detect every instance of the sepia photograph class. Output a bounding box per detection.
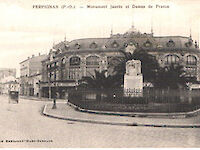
[0,0,200,148]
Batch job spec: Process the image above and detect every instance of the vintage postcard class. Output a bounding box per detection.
[0,0,200,148]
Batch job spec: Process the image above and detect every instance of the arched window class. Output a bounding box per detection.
[61,58,66,64]
[60,58,66,80]
[86,56,100,65]
[164,54,180,65]
[186,55,197,65]
[70,56,81,66]
[86,56,100,77]
[69,56,82,80]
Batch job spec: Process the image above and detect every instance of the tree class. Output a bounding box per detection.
[78,70,121,89]
[113,48,160,85]
[154,64,187,89]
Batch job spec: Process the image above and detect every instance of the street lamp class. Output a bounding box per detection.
[52,81,57,109]
[48,73,51,100]
[52,64,57,109]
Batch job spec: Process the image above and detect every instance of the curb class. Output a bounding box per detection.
[42,104,133,126]
[67,102,200,119]
[42,104,200,128]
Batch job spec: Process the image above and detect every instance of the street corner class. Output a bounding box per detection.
[41,102,200,128]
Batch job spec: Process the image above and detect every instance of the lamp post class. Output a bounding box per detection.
[52,67,57,109]
[48,74,51,100]
[38,80,41,98]
[52,81,57,109]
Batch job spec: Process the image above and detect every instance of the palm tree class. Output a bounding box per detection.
[113,48,160,85]
[78,70,123,101]
[79,70,121,89]
[154,64,187,89]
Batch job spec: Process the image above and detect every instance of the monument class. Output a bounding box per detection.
[124,59,143,97]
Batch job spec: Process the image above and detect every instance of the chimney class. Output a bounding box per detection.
[32,54,35,58]
[38,53,41,56]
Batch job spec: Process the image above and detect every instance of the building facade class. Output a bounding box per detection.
[0,68,16,80]
[0,68,17,94]
[19,53,47,96]
[0,76,19,94]
[40,27,200,98]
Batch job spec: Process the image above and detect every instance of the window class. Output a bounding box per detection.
[50,72,54,81]
[185,41,192,47]
[86,56,100,65]
[112,41,119,48]
[48,72,51,78]
[186,55,197,65]
[90,42,97,49]
[143,40,152,48]
[55,70,59,80]
[185,67,197,77]
[60,69,64,80]
[166,40,175,47]
[75,43,81,49]
[60,58,66,80]
[164,55,180,65]
[61,58,66,66]
[70,56,81,66]
[69,68,82,80]
[69,56,82,80]
[86,56,100,77]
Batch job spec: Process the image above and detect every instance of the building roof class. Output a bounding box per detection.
[154,36,195,49]
[48,27,199,61]
[53,35,197,52]
[19,54,47,64]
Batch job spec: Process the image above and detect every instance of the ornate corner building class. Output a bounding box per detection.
[40,27,200,98]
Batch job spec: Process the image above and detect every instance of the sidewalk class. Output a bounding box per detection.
[43,102,200,128]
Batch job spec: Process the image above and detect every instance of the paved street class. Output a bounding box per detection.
[0,95,200,148]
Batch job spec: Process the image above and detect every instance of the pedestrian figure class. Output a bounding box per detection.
[52,92,58,109]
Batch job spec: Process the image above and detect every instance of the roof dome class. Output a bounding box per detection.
[126,25,140,34]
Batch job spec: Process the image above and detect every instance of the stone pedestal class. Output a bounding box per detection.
[124,60,143,97]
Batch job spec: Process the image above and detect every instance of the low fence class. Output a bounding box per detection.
[68,88,200,113]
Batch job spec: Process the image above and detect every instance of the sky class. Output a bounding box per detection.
[0,0,199,77]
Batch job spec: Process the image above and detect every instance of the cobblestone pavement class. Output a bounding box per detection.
[1,95,200,148]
